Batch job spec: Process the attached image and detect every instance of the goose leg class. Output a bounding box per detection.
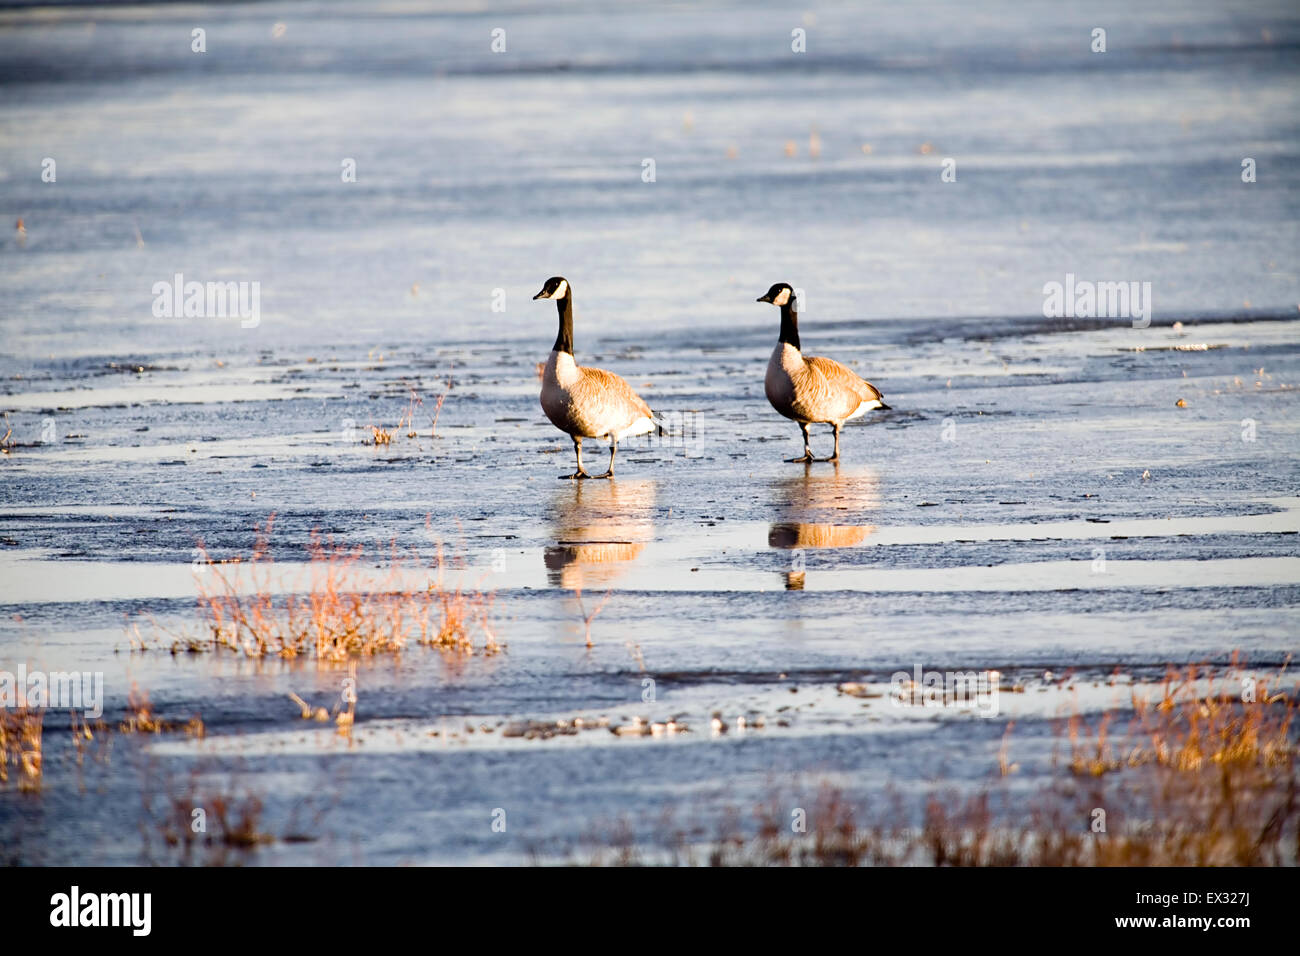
[819,423,842,462]
[786,423,815,463]
[562,436,593,479]
[595,439,617,479]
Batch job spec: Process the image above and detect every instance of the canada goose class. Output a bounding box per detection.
[756,282,889,462]
[534,276,661,478]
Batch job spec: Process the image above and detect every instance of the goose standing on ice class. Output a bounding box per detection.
[756,282,888,462]
[533,276,661,479]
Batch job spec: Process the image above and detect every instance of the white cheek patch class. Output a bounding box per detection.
[552,279,568,298]
[772,288,791,306]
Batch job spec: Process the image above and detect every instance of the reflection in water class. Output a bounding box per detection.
[768,523,872,549]
[768,464,878,590]
[544,479,656,589]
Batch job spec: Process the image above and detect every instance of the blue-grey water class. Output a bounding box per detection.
[1,0,1298,864]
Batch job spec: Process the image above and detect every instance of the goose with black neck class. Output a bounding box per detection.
[533,276,663,479]
[757,282,889,463]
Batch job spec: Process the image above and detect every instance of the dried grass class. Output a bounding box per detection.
[398,378,452,439]
[573,587,611,649]
[578,660,1297,866]
[189,516,499,662]
[146,771,275,865]
[1067,661,1294,775]
[119,684,205,737]
[0,707,44,791]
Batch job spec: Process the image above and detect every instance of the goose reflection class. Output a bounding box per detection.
[544,479,656,588]
[769,464,878,590]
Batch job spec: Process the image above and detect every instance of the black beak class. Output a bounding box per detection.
[533,290,548,300]
[756,295,770,303]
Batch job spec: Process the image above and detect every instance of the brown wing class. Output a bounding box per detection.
[793,355,883,421]
[578,366,654,418]
[554,365,654,437]
[806,355,883,403]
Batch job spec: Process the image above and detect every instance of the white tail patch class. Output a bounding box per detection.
[845,398,884,421]
[614,416,655,440]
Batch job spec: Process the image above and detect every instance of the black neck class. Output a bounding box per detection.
[552,296,574,354]
[778,303,800,350]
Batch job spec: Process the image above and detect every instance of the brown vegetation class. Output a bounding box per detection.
[0,707,43,791]
[185,516,499,661]
[580,660,1297,866]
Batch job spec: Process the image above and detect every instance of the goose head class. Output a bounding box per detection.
[533,276,570,300]
[756,282,794,307]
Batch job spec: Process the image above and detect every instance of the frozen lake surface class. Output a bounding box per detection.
[1,0,1298,863]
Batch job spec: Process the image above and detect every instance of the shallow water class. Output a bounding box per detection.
[1,0,1299,864]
